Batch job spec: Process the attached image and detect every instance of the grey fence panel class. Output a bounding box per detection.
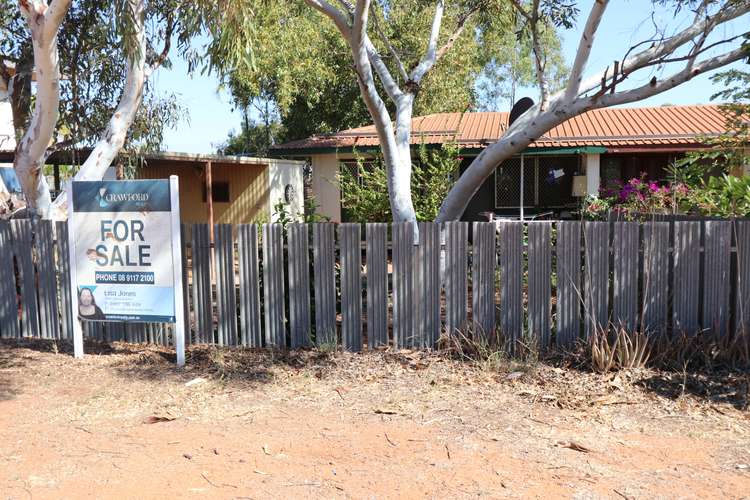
[613,222,639,332]
[35,220,59,339]
[556,221,581,348]
[472,222,496,342]
[180,224,191,345]
[499,221,523,349]
[339,224,362,351]
[55,222,74,341]
[214,224,238,346]
[642,222,669,335]
[735,221,750,336]
[262,224,286,348]
[703,221,731,336]
[444,222,468,336]
[108,323,126,342]
[392,222,414,348]
[673,221,701,335]
[313,223,337,346]
[0,221,19,339]
[288,223,311,348]
[527,222,551,349]
[365,223,388,348]
[127,322,147,343]
[237,224,262,347]
[36,221,57,339]
[91,321,107,342]
[191,224,213,343]
[11,220,39,338]
[417,222,441,348]
[584,222,609,338]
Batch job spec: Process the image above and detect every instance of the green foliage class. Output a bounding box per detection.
[217,120,285,157]
[339,142,462,222]
[579,195,612,221]
[338,155,392,223]
[689,174,750,218]
[674,68,749,177]
[302,199,331,224]
[215,0,568,142]
[414,141,462,220]
[0,0,194,159]
[272,200,294,228]
[271,198,330,228]
[475,7,568,110]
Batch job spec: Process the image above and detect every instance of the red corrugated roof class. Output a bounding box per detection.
[274,104,728,152]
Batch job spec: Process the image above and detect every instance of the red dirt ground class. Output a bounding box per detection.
[1,340,749,499]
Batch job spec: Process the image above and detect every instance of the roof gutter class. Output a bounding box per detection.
[271,145,609,157]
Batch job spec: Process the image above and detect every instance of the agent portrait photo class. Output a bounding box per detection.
[77,287,105,321]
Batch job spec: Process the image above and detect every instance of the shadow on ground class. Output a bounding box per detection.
[0,345,26,402]
[4,338,750,411]
[638,370,750,411]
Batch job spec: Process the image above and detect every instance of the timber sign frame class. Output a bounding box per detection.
[66,176,186,366]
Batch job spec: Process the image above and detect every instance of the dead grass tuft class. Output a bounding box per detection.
[437,326,538,377]
[589,328,651,374]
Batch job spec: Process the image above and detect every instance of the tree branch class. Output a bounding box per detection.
[570,1,750,99]
[370,2,408,81]
[529,0,550,109]
[45,0,73,38]
[587,46,749,109]
[564,0,609,102]
[409,0,444,83]
[303,0,352,38]
[435,3,480,62]
[364,36,403,102]
[146,12,174,76]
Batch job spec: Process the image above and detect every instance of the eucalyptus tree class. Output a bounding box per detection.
[1,0,242,218]
[221,0,567,148]
[289,0,750,223]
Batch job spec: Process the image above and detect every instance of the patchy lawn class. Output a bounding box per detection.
[1,339,749,499]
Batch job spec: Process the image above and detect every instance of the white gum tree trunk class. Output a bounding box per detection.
[48,0,146,220]
[388,96,417,223]
[304,0,457,225]
[13,0,72,218]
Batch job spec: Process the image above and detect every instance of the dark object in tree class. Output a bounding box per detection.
[508,97,535,126]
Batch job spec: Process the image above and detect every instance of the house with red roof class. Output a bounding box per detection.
[272,104,733,222]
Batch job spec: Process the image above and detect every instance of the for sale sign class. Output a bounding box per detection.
[70,179,176,322]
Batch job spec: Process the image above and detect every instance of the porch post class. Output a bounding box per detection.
[585,153,601,196]
[520,154,525,221]
[205,160,214,244]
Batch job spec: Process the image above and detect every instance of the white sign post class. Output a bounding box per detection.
[67,176,185,366]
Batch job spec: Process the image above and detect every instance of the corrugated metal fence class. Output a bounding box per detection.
[1,219,749,352]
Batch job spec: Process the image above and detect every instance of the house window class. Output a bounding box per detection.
[339,160,373,187]
[494,156,578,209]
[202,181,230,203]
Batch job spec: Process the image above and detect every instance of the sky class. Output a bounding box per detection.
[153,1,748,154]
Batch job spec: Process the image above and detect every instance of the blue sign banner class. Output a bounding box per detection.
[72,179,171,213]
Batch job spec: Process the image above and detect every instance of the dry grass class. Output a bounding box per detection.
[589,328,651,374]
[436,326,540,375]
